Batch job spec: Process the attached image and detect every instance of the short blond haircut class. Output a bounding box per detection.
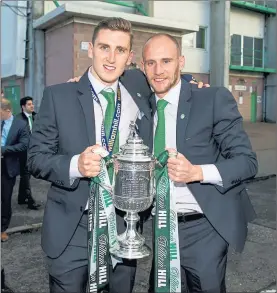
[1,98,12,111]
[92,17,133,49]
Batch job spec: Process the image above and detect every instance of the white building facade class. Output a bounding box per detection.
[1,0,276,121]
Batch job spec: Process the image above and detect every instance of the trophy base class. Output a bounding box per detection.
[110,244,151,259]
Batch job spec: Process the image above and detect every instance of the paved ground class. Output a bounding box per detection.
[2,177,276,292]
[244,122,276,177]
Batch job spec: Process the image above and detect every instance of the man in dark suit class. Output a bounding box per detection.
[16,96,40,210]
[1,98,29,242]
[141,34,258,293]
[27,18,153,293]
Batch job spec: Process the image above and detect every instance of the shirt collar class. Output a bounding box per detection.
[88,67,119,95]
[155,80,181,106]
[6,115,14,123]
[24,111,31,118]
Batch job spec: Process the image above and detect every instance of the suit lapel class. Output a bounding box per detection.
[149,93,156,115]
[176,81,192,151]
[120,75,152,120]
[77,69,96,146]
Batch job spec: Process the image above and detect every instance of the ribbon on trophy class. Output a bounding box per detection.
[88,153,121,293]
[154,151,182,293]
[87,82,122,292]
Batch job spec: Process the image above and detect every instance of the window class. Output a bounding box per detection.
[243,36,253,66]
[230,34,264,67]
[182,27,207,50]
[182,33,194,48]
[231,34,241,66]
[196,27,206,49]
[254,38,263,67]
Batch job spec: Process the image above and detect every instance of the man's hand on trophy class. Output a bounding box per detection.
[78,145,102,177]
[166,148,203,183]
[67,76,81,83]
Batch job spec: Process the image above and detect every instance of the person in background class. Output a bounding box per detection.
[1,98,29,242]
[16,97,41,210]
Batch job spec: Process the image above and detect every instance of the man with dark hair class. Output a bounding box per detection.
[1,98,29,242]
[28,17,151,293]
[16,96,40,210]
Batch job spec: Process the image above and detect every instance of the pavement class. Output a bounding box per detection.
[1,176,276,293]
[244,122,276,177]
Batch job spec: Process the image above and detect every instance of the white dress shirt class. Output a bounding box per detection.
[69,69,140,209]
[24,112,33,131]
[1,115,14,147]
[154,80,223,214]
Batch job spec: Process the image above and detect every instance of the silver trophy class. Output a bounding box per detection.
[109,121,155,259]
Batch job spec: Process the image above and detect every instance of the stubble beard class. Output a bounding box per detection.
[151,67,180,97]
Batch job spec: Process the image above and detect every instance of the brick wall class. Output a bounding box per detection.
[45,23,74,86]
[72,21,182,77]
[44,19,264,122]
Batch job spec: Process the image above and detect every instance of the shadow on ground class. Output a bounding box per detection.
[2,178,276,292]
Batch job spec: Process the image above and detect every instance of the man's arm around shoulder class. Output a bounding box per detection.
[212,87,258,193]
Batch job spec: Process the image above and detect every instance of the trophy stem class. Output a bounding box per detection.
[119,212,144,246]
[110,211,151,259]
[124,211,140,238]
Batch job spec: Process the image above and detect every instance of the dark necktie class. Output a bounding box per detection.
[101,88,119,182]
[1,120,5,134]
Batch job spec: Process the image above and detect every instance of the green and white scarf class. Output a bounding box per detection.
[154,151,181,293]
[88,155,121,292]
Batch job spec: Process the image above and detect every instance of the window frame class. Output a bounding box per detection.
[230,34,264,68]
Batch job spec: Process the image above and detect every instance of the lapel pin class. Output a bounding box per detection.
[180,114,185,119]
[137,93,141,97]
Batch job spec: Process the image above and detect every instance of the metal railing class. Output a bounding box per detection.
[231,1,276,13]
[230,47,276,72]
[231,48,264,68]
[52,0,148,15]
[250,0,276,9]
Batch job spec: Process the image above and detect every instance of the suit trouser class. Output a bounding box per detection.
[18,155,35,205]
[47,212,136,293]
[149,216,228,293]
[1,161,16,232]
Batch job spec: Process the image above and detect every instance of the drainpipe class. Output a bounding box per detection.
[263,74,267,122]
[262,15,268,121]
[25,0,34,97]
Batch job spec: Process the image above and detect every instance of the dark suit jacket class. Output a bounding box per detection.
[16,111,36,165]
[1,118,29,178]
[27,69,153,258]
[149,80,258,252]
[16,111,36,133]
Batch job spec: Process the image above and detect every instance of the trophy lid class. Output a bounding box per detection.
[114,121,153,162]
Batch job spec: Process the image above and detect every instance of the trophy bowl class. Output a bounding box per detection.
[109,122,155,259]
